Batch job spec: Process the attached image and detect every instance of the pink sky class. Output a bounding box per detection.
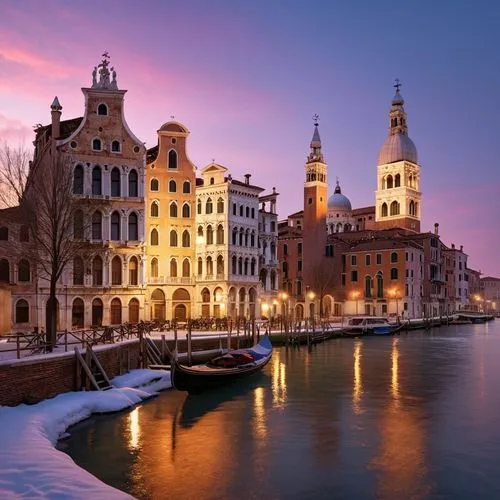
[1,0,499,276]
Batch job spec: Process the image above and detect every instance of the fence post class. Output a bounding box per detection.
[16,334,20,359]
[64,330,68,352]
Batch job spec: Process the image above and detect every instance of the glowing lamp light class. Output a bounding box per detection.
[308,291,316,300]
[262,303,269,312]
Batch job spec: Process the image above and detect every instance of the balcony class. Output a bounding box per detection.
[148,276,195,285]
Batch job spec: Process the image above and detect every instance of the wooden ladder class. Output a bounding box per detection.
[75,346,113,391]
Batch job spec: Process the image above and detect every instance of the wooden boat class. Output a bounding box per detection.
[342,316,404,337]
[171,335,273,394]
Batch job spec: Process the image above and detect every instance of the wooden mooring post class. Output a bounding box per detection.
[186,325,192,366]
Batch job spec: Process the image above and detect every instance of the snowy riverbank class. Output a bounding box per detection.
[0,369,171,499]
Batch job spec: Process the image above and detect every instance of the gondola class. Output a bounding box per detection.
[171,335,273,394]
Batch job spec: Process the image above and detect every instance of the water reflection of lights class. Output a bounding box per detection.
[128,407,141,451]
[272,359,287,407]
[353,341,362,413]
[253,387,267,439]
[391,338,400,402]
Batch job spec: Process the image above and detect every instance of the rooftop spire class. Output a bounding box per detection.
[388,78,408,136]
[91,51,118,90]
[308,114,323,162]
[334,178,341,194]
[50,96,62,111]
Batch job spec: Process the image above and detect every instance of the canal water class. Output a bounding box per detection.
[59,322,500,499]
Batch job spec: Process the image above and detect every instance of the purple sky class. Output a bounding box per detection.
[1,0,499,275]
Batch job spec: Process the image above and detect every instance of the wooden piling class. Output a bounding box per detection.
[161,335,166,363]
[187,326,192,366]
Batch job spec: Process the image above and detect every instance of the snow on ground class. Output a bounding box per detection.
[0,369,171,499]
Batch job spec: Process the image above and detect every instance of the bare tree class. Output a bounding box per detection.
[0,142,31,208]
[25,151,78,349]
[310,261,336,318]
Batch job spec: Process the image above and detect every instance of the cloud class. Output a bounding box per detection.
[0,113,33,142]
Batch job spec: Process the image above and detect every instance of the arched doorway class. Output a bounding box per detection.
[309,302,315,319]
[248,288,256,319]
[228,287,237,320]
[295,303,304,321]
[172,288,190,321]
[151,288,166,321]
[201,287,210,318]
[92,298,103,326]
[238,288,246,319]
[110,298,122,324]
[213,287,224,318]
[129,298,140,323]
[322,295,334,318]
[72,298,84,328]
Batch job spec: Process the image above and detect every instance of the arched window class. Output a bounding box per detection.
[182,230,190,247]
[111,140,121,153]
[150,257,158,278]
[170,258,178,277]
[210,177,215,185]
[92,166,102,195]
[386,175,393,189]
[129,256,138,285]
[381,203,388,217]
[151,228,159,246]
[414,202,419,217]
[197,200,202,214]
[391,252,398,263]
[182,203,190,218]
[111,256,122,285]
[250,231,255,247]
[390,267,398,280]
[250,258,256,276]
[170,202,178,218]
[244,258,249,275]
[73,256,84,285]
[376,272,384,298]
[183,181,191,193]
[245,229,249,247]
[151,201,159,217]
[197,257,203,276]
[206,256,213,275]
[232,228,237,245]
[92,298,103,326]
[365,276,372,298]
[232,255,237,274]
[110,298,122,324]
[111,167,121,196]
[201,288,210,303]
[270,270,276,290]
[217,198,224,213]
[92,256,103,286]
[15,299,29,323]
[128,213,138,240]
[72,298,84,328]
[169,179,177,193]
[73,210,84,239]
[239,205,243,217]
[168,149,177,169]
[169,229,177,247]
[216,224,224,244]
[111,211,121,240]
[128,169,138,197]
[409,200,415,216]
[239,228,244,246]
[0,259,10,282]
[197,225,204,239]
[97,103,108,116]
[73,165,84,194]
[245,206,250,218]
[206,225,213,245]
[20,225,29,242]
[216,255,223,275]
[92,138,102,151]
[390,201,399,216]
[92,211,102,240]
[129,298,140,324]
[282,261,288,277]
[206,198,213,214]
[150,178,159,191]
[238,257,243,275]
[18,259,30,282]
[395,173,401,187]
[182,258,190,277]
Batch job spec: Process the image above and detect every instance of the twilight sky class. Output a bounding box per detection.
[1,0,499,275]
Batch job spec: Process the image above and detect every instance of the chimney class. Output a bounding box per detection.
[460,245,463,252]
[244,173,251,185]
[434,223,439,235]
[451,243,455,249]
[50,96,62,139]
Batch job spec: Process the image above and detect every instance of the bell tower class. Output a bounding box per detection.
[303,115,328,290]
[375,80,422,232]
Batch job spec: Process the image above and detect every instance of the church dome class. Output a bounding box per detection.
[328,181,352,211]
[377,133,418,165]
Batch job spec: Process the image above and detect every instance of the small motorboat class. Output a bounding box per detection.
[171,335,273,394]
[342,316,403,337]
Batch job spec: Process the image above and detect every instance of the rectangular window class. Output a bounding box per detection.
[341,274,346,286]
[376,253,382,265]
[298,242,302,255]
[382,304,387,314]
[298,260,302,272]
[351,270,358,282]
[351,255,357,266]
[365,254,371,266]
[405,252,408,261]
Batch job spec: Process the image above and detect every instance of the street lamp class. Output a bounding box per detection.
[389,288,399,317]
[351,290,360,315]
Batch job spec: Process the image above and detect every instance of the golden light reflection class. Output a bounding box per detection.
[272,358,287,408]
[253,386,267,439]
[391,338,400,403]
[128,406,141,451]
[353,340,362,414]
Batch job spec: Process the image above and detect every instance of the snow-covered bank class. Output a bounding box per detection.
[0,369,171,499]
